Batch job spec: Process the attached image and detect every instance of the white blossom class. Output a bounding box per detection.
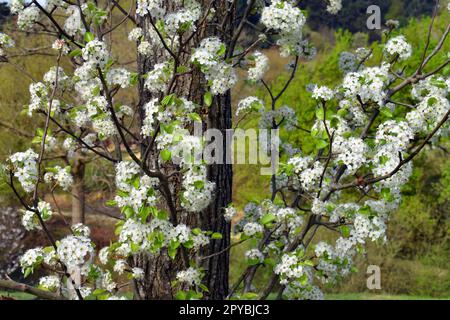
[132,267,145,280]
[44,166,73,191]
[64,5,85,36]
[326,0,342,14]
[312,85,335,101]
[39,276,60,291]
[384,36,412,61]
[17,5,40,30]
[9,149,38,193]
[106,68,132,88]
[82,40,109,67]
[245,249,265,264]
[243,222,263,237]
[274,253,305,285]
[128,28,143,42]
[236,97,264,117]
[176,267,201,286]
[144,61,173,93]
[113,259,128,275]
[224,206,237,222]
[57,235,94,268]
[342,64,390,106]
[248,51,269,81]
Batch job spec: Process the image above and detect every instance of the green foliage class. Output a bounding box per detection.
[232,12,450,297]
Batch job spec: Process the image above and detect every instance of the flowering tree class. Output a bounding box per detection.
[0,0,449,300]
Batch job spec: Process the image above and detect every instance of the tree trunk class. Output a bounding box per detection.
[200,93,233,300]
[133,1,233,300]
[71,155,85,225]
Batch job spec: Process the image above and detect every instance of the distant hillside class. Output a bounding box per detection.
[0,1,435,33]
[299,0,435,35]
[242,0,435,42]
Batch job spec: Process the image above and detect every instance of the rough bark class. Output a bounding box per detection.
[200,93,233,300]
[133,1,233,300]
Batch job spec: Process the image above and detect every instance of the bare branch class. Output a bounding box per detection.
[0,279,65,300]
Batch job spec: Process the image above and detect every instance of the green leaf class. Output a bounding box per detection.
[198,284,209,293]
[84,32,95,43]
[69,49,82,57]
[193,180,204,190]
[204,92,213,107]
[359,205,371,215]
[87,266,102,281]
[264,257,276,267]
[117,190,129,198]
[105,200,117,207]
[246,258,260,266]
[260,213,276,225]
[217,44,226,56]
[343,131,352,139]
[24,267,32,278]
[92,289,107,296]
[183,240,194,249]
[130,242,140,253]
[168,240,180,259]
[32,136,42,144]
[175,291,187,300]
[123,206,134,219]
[340,225,350,238]
[427,96,438,106]
[241,292,258,300]
[160,149,172,162]
[298,273,308,286]
[380,107,393,118]
[114,224,123,236]
[337,108,348,117]
[316,107,325,120]
[379,155,389,165]
[138,206,151,223]
[41,208,50,220]
[130,73,139,86]
[188,113,202,122]
[315,139,328,149]
[132,176,140,189]
[330,117,340,129]
[211,232,223,240]
[161,94,175,106]
[156,210,168,220]
[381,187,394,202]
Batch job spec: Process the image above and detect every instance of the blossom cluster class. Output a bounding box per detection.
[0,32,15,56]
[261,0,307,57]
[384,36,412,61]
[9,149,38,193]
[191,37,237,95]
[247,51,270,82]
[44,166,74,191]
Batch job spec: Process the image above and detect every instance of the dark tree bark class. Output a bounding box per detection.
[133,1,233,300]
[200,93,233,300]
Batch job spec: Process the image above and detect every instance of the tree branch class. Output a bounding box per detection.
[0,279,64,300]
